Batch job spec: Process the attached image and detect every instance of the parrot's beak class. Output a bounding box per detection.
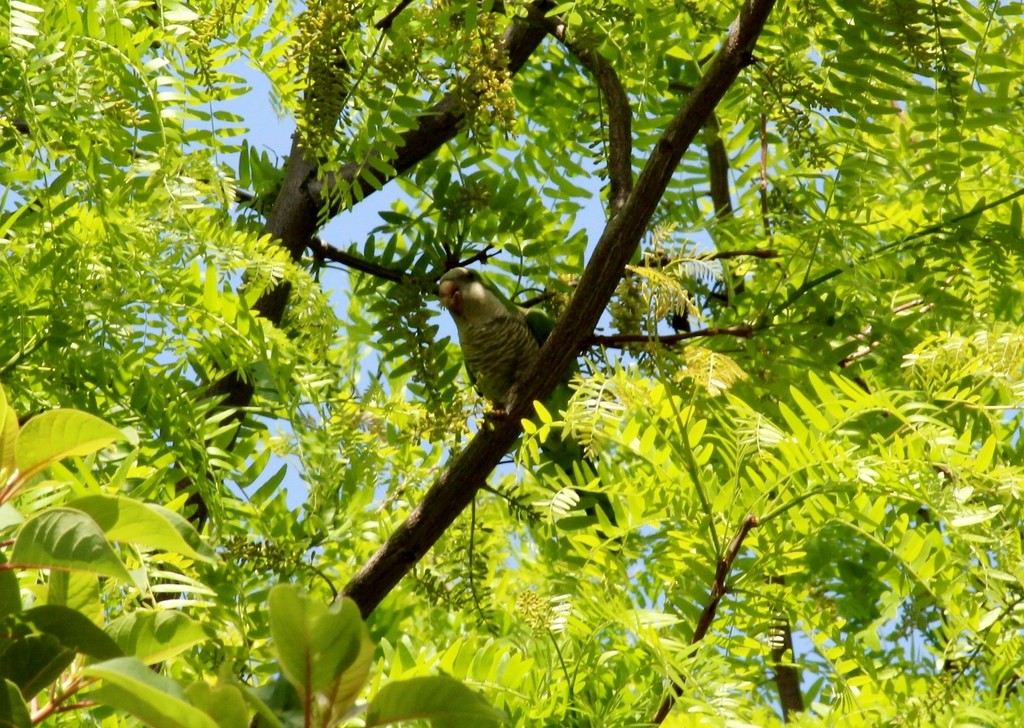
[439,280,462,314]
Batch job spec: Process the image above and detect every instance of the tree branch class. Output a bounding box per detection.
[374,0,416,31]
[310,237,500,285]
[585,326,754,348]
[837,298,933,368]
[527,7,633,215]
[652,513,759,724]
[341,0,777,618]
[767,575,805,721]
[641,249,779,266]
[311,237,409,283]
[759,113,772,238]
[704,112,733,217]
[308,2,556,214]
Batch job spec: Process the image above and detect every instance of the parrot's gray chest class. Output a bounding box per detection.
[457,314,541,406]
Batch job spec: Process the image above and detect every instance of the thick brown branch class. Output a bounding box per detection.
[767,576,805,721]
[705,248,777,260]
[341,0,777,619]
[704,112,733,217]
[586,326,754,348]
[653,513,759,724]
[773,631,805,720]
[529,7,633,215]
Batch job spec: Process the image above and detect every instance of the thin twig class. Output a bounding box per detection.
[642,249,779,266]
[759,113,772,240]
[586,325,755,348]
[652,513,759,724]
[838,298,934,368]
[455,245,499,269]
[375,0,415,30]
[311,237,409,283]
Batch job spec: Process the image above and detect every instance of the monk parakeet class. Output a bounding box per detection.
[438,267,554,409]
[438,266,617,531]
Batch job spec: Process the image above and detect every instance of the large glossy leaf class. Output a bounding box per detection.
[11,508,133,582]
[0,632,74,699]
[106,610,207,664]
[0,553,21,618]
[14,409,127,476]
[84,657,219,728]
[0,504,22,533]
[0,391,17,484]
[185,682,250,728]
[0,678,30,728]
[268,587,373,708]
[67,495,217,563]
[365,675,506,728]
[47,570,101,622]
[21,604,122,660]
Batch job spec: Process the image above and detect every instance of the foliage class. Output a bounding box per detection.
[0,394,494,725]
[2,0,1024,725]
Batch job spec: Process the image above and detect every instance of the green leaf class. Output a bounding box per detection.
[47,570,101,621]
[0,679,30,728]
[83,657,218,728]
[15,409,127,477]
[107,610,207,664]
[11,508,133,582]
[789,385,831,432]
[0,631,74,699]
[0,552,21,617]
[0,394,17,484]
[365,675,506,727]
[66,495,218,563]
[0,504,22,533]
[21,605,122,660]
[269,587,373,708]
[185,682,250,728]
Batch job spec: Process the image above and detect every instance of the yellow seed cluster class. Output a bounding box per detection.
[293,0,360,152]
[608,273,644,336]
[515,590,554,634]
[186,2,242,89]
[453,14,516,139]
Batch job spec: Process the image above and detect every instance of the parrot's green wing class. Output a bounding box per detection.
[475,270,554,347]
[524,306,554,347]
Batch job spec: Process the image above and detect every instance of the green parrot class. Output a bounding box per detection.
[438,266,616,531]
[437,267,551,410]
